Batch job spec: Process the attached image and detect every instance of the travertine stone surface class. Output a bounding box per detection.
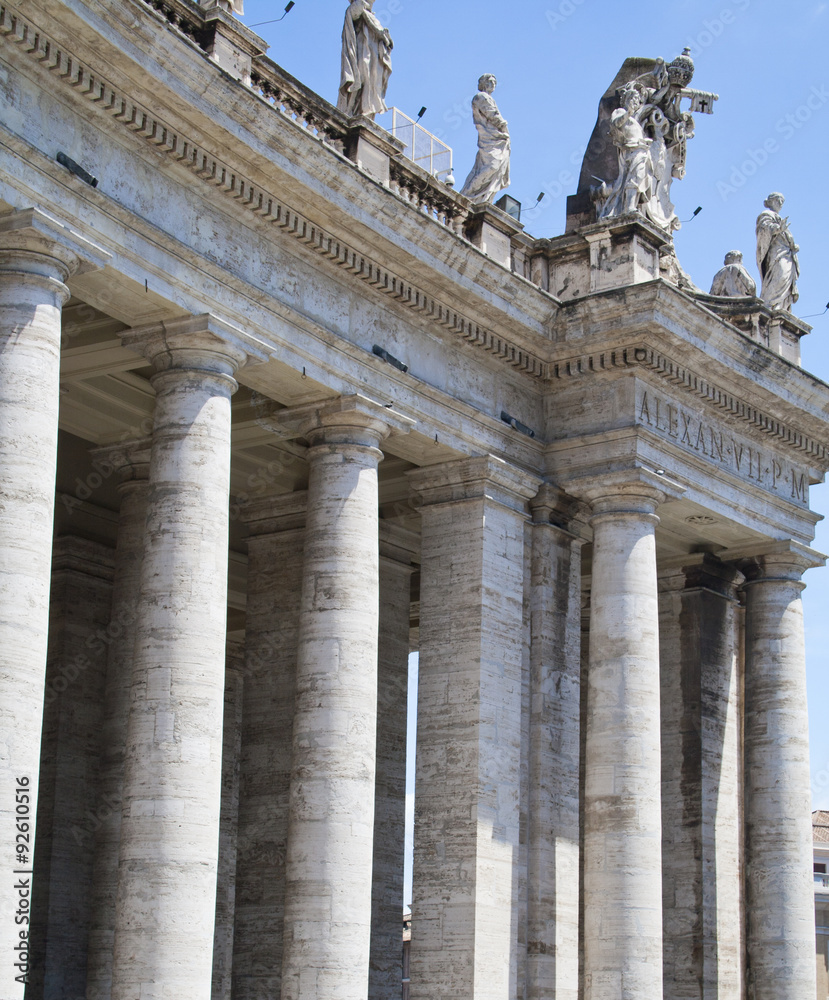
[27,538,113,1000]
[85,442,150,1000]
[526,487,584,1000]
[407,456,541,1000]
[277,397,413,1000]
[369,525,415,1000]
[110,317,255,1000]
[233,492,307,1000]
[742,545,823,1000]
[658,557,744,1000]
[580,480,667,1000]
[0,208,108,1000]
[213,639,245,1000]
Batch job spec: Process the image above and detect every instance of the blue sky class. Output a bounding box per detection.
[240,0,829,856]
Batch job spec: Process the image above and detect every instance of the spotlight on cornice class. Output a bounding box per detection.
[415,107,427,124]
[56,152,98,188]
[249,2,295,28]
[373,345,409,374]
[501,411,536,439]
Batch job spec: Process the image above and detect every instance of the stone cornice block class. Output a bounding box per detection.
[720,538,827,578]
[51,535,116,581]
[122,313,269,372]
[379,521,419,567]
[0,207,111,276]
[563,466,685,510]
[240,489,307,535]
[407,455,542,515]
[89,437,152,482]
[273,394,416,445]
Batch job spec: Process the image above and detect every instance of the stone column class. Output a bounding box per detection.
[369,524,416,1000]
[110,315,265,1000]
[213,638,245,1000]
[578,474,673,1000]
[85,440,151,1000]
[740,543,823,1000]
[0,208,108,1000]
[407,456,541,1000]
[233,491,307,1000]
[26,537,114,1000]
[526,486,584,1000]
[275,396,413,1000]
[658,555,744,1000]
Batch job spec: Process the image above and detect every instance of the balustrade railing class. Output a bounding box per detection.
[389,158,469,236]
[135,0,470,237]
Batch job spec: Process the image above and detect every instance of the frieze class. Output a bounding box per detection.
[0,1,547,380]
[637,388,810,507]
[554,344,828,465]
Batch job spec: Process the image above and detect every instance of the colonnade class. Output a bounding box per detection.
[0,207,821,1000]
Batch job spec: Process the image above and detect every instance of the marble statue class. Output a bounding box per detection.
[460,75,510,205]
[756,193,799,312]
[598,87,654,221]
[337,0,393,120]
[595,49,718,232]
[710,250,757,297]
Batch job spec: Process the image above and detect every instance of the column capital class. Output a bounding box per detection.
[0,207,110,280]
[722,539,827,586]
[564,467,684,517]
[239,490,307,536]
[272,394,415,448]
[379,522,419,570]
[530,482,589,539]
[121,313,268,377]
[89,437,152,488]
[407,455,542,516]
[657,552,744,599]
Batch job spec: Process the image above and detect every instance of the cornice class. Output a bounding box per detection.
[551,343,829,466]
[0,0,548,381]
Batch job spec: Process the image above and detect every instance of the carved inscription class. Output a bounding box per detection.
[637,390,809,506]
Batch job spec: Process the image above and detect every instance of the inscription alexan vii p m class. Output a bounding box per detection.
[637,389,808,506]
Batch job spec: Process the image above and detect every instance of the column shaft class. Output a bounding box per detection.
[658,559,744,1000]
[584,497,663,1000]
[213,639,245,1000]
[369,530,414,1000]
[0,208,107,1000]
[743,551,818,1000]
[278,397,411,1000]
[408,457,539,1000]
[233,493,306,1000]
[526,503,583,1000]
[111,320,251,1000]
[27,538,114,1000]
[86,445,150,1000]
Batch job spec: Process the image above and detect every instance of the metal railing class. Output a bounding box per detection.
[379,108,454,185]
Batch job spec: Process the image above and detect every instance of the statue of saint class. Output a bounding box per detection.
[337,0,393,120]
[460,75,511,206]
[756,193,800,312]
[593,49,717,232]
[597,87,654,220]
[710,250,757,297]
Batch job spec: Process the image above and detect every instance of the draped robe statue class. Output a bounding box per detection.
[756,193,799,312]
[597,88,654,220]
[710,250,757,298]
[337,0,393,120]
[460,75,511,205]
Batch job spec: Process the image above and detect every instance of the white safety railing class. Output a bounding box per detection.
[379,108,454,184]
